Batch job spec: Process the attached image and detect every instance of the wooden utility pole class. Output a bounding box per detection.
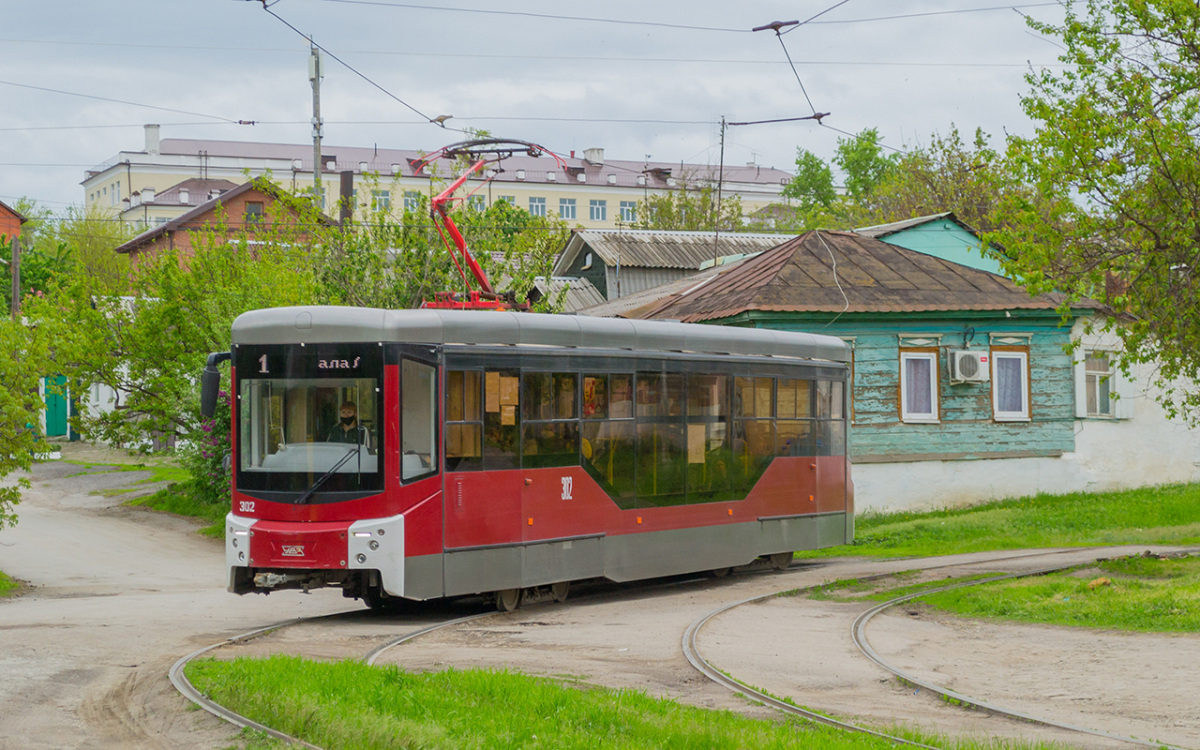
[309,43,324,203]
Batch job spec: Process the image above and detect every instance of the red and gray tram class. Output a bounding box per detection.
[208,306,853,610]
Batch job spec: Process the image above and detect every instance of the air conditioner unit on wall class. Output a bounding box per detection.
[951,350,990,383]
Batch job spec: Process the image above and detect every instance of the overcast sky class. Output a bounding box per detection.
[1,0,1068,212]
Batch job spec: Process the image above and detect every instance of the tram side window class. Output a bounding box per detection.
[816,379,847,457]
[445,370,482,472]
[483,370,520,470]
[522,372,579,469]
[733,376,775,492]
[635,372,686,506]
[582,374,635,508]
[776,377,815,457]
[686,374,733,502]
[401,359,437,480]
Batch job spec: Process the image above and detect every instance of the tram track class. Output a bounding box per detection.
[685,547,1198,750]
[170,547,1195,750]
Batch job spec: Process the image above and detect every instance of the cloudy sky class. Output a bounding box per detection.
[1,0,1068,212]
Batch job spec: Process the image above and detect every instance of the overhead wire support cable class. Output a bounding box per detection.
[0,79,246,124]
[316,0,751,33]
[255,0,460,131]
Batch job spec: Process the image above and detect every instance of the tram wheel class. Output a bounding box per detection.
[550,581,570,603]
[363,584,407,613]
[768,552,794,571]
[495,588,522,612]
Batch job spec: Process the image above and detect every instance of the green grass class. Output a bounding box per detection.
[130,481,227,537]
[913,554,1200,633]
[808,572,1001,603]
[0,571,20,597]
[65,458,225,537]
[188,657,1062,750]
[806,483,1200,559]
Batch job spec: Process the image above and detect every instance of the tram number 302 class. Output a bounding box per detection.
[561,476,573,501]
[239,500,256,514]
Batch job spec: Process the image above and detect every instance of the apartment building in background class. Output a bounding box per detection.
[83,125,793,229]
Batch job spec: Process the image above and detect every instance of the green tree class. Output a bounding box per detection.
[834,128,898,204]
[993,0,1200,419]
[635,180,743,232]
[864,126,1027,234]
[783,148,836,212]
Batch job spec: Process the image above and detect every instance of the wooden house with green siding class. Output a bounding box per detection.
[634,229,1104,510]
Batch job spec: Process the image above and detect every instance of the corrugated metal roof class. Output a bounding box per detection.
[576,260,742,318]
[554,229,788,275]
[637,230,1093,322]
[856,212,971,238]
[531,276,607,312]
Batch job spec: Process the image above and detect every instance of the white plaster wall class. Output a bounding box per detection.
[853,454,1084,513]
[852,318,1200,513]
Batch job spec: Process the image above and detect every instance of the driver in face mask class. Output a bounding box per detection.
[327,401,370,449]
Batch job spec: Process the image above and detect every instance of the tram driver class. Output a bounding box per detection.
[327,401,373,452]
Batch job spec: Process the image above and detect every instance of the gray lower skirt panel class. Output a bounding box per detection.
[431,512,848,598]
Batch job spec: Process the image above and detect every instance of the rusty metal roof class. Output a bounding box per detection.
[637,230,1084,322]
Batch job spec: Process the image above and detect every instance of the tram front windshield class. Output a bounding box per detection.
[236,346,383,495]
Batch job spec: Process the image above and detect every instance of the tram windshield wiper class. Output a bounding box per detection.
[294,445,361,505]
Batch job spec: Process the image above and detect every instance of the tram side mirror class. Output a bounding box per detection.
[201,351,231,419]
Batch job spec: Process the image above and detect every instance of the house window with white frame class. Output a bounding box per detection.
[371,190,390,212]
[619,200,636,222]
[991,348,1030,421]
[589,199,607,221]
[403,191,421,211]
[900,349,939,423]
[529,196,546,217]
[468,195,485,211]
[559,198,576,220]
[1085,352,1113,416]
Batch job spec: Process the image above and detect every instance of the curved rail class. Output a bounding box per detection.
[686,549,1197,750]
[850,569,1195,750]
[682,587,940,748]
[168,614,338,750]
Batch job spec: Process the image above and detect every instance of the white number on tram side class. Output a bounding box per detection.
[239,500,256,514]
[561,476,573,501]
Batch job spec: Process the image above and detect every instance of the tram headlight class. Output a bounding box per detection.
[238,551,245,562]
[369,540,379,551]
[356,553,367,564]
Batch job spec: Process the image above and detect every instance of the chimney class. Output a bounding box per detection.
[142,186,156,203]
[583,147,604,165]
[145,124,160,155]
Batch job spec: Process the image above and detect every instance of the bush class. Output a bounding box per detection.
[177,390,231,506]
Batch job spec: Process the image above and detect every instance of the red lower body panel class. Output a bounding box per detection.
[248,520,350,569]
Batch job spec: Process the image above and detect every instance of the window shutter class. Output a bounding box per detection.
[1074,355,1088,418]
[1113,367,1136,420]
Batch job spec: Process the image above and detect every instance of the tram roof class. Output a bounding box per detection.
[231,307,851,364]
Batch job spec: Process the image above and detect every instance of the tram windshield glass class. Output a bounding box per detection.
[236,345,383,494]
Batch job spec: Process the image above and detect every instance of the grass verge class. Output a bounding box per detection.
[913,553,1200,633]
[188,657,1060,750]
[65,458,225,537]
[804,482,1200,559]
[130,481,227,537]
[0,570,20,597]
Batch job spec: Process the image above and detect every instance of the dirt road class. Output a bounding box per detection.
[2,447,1197,749]
[0,449,348,750]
